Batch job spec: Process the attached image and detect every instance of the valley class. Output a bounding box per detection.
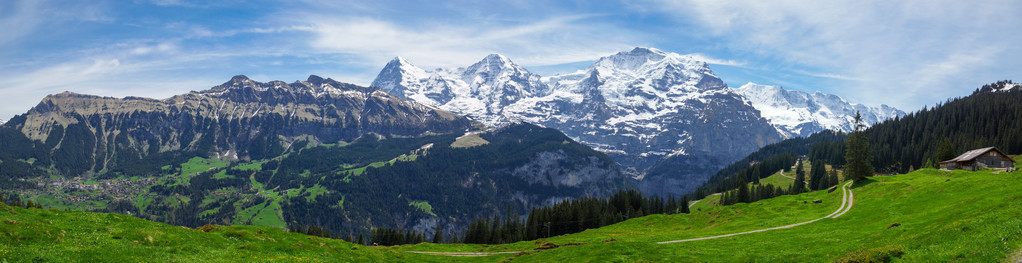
[4,168,1022,261]
[0,49,1017,262]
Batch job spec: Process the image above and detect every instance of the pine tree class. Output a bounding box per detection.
[934,137,957,162]
[828,169,840,187]
[736,179,750,203]
[679,195,690,214]
[845,111,874,181]
[809,161,826,190]
[432,224,444,243]
[791,168,806,194]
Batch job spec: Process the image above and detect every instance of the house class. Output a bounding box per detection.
[939,147,1016,171]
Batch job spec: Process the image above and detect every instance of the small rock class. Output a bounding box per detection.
[802,201,807,204]
[812,200,822,203]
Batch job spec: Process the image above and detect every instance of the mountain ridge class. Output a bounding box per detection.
[735,82,905,138]
[373,47,784,197]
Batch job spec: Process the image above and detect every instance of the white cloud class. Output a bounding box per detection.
[792,70,861,81]
[650,0,1022,110]
[687,53,746,67]
[299,14,640,69]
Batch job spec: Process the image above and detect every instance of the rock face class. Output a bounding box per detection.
[371,54,549,124]
[12,75,475,175]
[372,47,784,197]
[2,75,633,237]
[973,80,1021,94]
[735,83,905,138]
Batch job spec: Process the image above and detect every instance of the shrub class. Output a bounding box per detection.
[835,245,905,263]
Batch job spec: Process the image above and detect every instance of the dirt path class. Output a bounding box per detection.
[778,170,796,180]
[688,193,721,208]
[404,251,522,257]
[657,181,854,244]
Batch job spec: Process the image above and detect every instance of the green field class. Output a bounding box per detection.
[4,169,1022,262]
[395,169,1022,262]
[451,132,489,148]
[408,200,436,216]
[755,170,794,188]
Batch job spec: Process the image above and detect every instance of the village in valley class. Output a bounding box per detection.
[9,176,158,210]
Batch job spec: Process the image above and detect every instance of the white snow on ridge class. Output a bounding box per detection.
[371,47,780,162]
[735,82,905,138]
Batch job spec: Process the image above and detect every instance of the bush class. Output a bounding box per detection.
[195,224,219,232]
[835,245,905,263]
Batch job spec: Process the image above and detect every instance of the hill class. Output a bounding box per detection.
[0,75,631,238]
[5,168,1022,261]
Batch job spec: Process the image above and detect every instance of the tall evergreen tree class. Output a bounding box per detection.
[432,224,444,243]
[736,179,750,203]
[790,168,806,194]
[845,111,874,181]
[934,137,957,162]
[679,195,690,214]
[809,161,826,190]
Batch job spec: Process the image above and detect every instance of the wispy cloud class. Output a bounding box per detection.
[647,0,1022,110]
[792,70,861,81]
[297,13,639,68]
[687,53,746,67]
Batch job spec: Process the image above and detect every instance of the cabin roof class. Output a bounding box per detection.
[939,147,1014,164]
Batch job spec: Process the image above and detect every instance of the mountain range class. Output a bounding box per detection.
[735,83,904,138]
[0,75,630,236]
[0,46,906,236]
[370,47,902,196]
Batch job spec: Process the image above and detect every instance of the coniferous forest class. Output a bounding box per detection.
[354,189,690,245]
[693,81,1022,205]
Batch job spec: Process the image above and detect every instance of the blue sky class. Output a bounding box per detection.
[1,0,1021,121]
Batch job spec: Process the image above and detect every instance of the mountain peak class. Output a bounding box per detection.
[470,53,516,72]
[482,53,511,62]
[307,75,325,85]
[734,83,905,137]
[628,47,666,55]
[229,75,252,83]
[388,56,414,66]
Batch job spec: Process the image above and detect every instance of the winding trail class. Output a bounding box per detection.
[657,181,854,245]
[408,181,855,256]
[688,193,721,208]
[777,169,796,180]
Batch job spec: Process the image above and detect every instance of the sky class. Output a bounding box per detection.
[1,0,1021,121]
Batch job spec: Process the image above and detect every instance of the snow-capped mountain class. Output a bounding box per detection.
[372,47,783,197]
[973,80,1021,94]
[735,83,905,138]
[371,54,548,124]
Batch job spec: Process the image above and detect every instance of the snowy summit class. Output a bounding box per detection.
[735,82,905,138]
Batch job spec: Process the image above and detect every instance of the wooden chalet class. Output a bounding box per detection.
[939,146,1015,171]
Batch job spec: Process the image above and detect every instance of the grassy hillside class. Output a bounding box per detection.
[396,169,1022,262]
[4,169,1022,262]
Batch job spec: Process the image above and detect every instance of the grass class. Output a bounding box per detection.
[233,200,286,229]
[181,157,230,175]
[396,169,1022,262]
[5,169,1022,261]
[213,170,233,179]
[451,132,489,148]
[755,170,794,188]
[234,161,266,172]
[408,200,437,216]
[0,204,437,262]
[304,184,329,202]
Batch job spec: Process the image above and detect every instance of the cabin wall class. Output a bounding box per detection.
[977,155,1012,169]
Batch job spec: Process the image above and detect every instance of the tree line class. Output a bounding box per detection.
[317,189,691,246]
